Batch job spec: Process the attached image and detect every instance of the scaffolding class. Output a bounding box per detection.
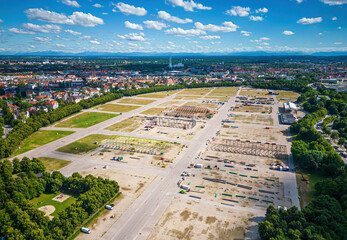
[146,116,197,129]
[211,138,287,160]
[101,136,170,155]
[165,105,212,118]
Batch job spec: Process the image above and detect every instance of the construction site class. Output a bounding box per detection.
[165,105,214,119]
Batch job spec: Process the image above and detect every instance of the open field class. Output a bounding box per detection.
[105,116,143,132]
[207,87,239,97]
[75,168,156,240]
[233,105,272,114]
[117,98,155,105]
[57,134,108,155]
[240,88,269,97]
[174,95,204,100]
[148,197,255,240]
[138,90,181,98]
[140,107,166,115]
[177,88,212,96]
[14,130,74,156]
[275,90,301,101]
[31,192,77,218]
[97,104,140,113]
[184,101,222,111]
[37,157,71,172]
[158,101,183,107]
[56,112,117,128]
[204,97,230,102]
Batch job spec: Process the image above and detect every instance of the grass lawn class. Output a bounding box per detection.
[140,107,165,115]
[106,117,142,132]
[207,87,239,97]
[174,95,203,100]
[117,98,155,105]
[295,171,327,208]
[275,91,301,101]
[14,130,74,156]
[158,101,183,107]
[177,88,211,96]
[56,112,117,128]
[98,104,140,113]
[57,134,108,155]
[31,192,77,217]
[138,90,181,99]
[37,157,71,172]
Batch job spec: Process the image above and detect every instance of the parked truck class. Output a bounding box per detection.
[81,227,91,234]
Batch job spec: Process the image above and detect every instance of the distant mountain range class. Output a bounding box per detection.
[0,51,346,57]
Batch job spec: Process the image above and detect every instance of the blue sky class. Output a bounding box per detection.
[0,0,346,53]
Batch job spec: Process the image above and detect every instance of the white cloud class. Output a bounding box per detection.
[226,6,250,17]
[195,21,239,32]
[282,30,295,35]
[260,37,270,40]
[8,28,35,34]
[0,48,5,51]
[320,0,347,5]
[93,3,103,8]
[102,12,108,15]
[56,44,65,47]
[112,3,147,16]
[61,0,80,8]
[90,40,100,44]
[143,20,167,30]
[297,17,322,24]
[0,19,3,23]
[65,29,82,35]
[35,36,51,42]
[296,0,304,3]
[25,8,104,27]
[332,16,337,20]
[318,32,323,35]
[241,30,251,36]
[338,26,342,29]
[249,16,264,21]
[117,33,146,41]
[128,43,138,47]
[124,21,143,30]
[260,42,269,46]
[167,0,211,12]
[79,35,91,39]
[23,23,62,33]
[199,35,220,40]
[164,27,206,36]
[158,11,192,24]
[334,42,342,44]
[256,8,268,13]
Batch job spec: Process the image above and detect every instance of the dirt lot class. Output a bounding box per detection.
[228,114,273,126]
[239,88,269,97]
[105,116,143,132]
[136,122,205,140]
[233,105,272,114]
[77,168,156,240]
[148,197,257,240]
[219,126,289,144]
[184,101,222,111]
[159,101,184,107]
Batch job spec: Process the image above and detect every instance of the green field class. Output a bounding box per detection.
[56,112,117,128]
[98,104,140,113]
[106,117,141,132]
[37,157,71,172]
[117,98,155,105]
[57,134,108,155]
[30,192,77,217]
[140,107,165,115]
[275,90,301,101]
[240,89,269,97]
[14,130,75,156]
[207,87,239,97]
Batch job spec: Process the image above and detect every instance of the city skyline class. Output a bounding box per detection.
[0,0,346,54]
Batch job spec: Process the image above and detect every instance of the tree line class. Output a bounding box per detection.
[0,157,119,240]
[259,85,346,239]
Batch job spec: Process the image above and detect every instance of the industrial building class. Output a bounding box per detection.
[283,102,297,113]
[280,113,296,125]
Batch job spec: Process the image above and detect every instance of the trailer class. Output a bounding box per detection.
[181,185,190,190]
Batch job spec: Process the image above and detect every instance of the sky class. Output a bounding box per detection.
[0,0,346,54]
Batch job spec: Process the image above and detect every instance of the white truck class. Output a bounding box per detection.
[81,227,91,234]
[105,205,113,210]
